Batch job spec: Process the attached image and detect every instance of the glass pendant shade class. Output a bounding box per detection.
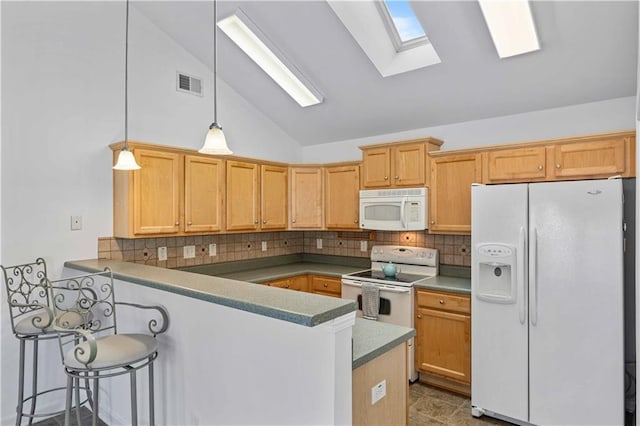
[199,122,232,155]
[113,148,141,170]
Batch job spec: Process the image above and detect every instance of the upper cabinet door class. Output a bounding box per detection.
[394,143,426,186]
[430,154,481,235]
[362,147,392,188]
[184,156,224,233]
[226,160,259,231]
[325,164,360,229]
[261,165,288,230]
[133,149,181,235]
[290,167,324,229]
[484,147,546,183]
[551,138,626,179]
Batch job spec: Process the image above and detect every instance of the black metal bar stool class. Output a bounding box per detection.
[1,258,91,425]
[47,269,169,426]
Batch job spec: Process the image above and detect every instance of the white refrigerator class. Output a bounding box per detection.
[471,179,624,425]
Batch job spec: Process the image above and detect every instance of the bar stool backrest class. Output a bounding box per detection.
[48,270,118,361]
[1,258,49,335]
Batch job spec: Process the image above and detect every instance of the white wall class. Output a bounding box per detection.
[0,2,303,423]
[301,96,636,163]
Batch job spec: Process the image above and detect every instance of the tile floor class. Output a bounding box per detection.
[410,382,512,425]
[32,407,107,426]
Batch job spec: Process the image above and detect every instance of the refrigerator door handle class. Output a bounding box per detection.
[530,227,538,326]
[518,226,526,324]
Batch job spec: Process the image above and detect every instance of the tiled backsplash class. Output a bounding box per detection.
[98,231,470,268]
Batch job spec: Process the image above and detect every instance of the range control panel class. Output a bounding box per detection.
[370,245,439,267]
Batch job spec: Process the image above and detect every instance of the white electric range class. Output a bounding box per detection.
[341,245,439,382]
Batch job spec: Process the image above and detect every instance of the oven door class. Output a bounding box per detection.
[341,278,417,381]
[341,278,413,328]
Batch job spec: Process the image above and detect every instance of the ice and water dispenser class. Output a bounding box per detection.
[475,244,517,303]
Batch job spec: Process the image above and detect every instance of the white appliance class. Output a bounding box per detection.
[359,188,428,231]
[471,179,624,425]
[342,245,439,382]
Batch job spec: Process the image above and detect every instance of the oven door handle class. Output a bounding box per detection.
[341,279,412,293]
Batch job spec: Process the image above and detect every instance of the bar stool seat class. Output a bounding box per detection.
[64,334,157,370]
[15,311,85,335]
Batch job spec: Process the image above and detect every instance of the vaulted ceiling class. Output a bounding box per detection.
[134,1,638,146]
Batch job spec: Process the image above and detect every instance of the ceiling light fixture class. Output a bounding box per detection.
[478,0,540,59]
[217,9,323,108]
[113,0,141,171]
[199,0,233,155]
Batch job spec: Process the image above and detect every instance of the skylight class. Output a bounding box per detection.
[381,0,427,47]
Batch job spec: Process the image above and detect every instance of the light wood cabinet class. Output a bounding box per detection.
[309,275,341,297]
[261,165,288,230]
[360,139,443,188]
[226,160,260,231]
[429,153,481,235]
[550,137,629,179]
[112,143,225,238]
[184,155,224,233]
[482,133,635,183]
[226,161,287,232]
[415,289,471,396]
[325,164,360,230]
[483,147,547,183]
[265,275,309,292]
[289,167,323,229]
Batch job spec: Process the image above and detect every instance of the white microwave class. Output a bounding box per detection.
[359,188,428,231]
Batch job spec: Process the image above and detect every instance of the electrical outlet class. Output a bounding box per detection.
[183,245,195,259]
[157,247,167,261]
[209,243,217,257]
[316,238,323,249]
[70,215,82,231]
[371,380,386,405]
[261,241,267,251]
[360,240,368,252]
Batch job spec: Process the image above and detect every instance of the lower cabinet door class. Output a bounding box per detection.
[416,307,471,384]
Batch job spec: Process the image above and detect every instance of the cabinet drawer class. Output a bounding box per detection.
[310,276,341,296]
[417,290,470,314]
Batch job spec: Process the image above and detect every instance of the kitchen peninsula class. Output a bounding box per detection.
[64,258,414,425]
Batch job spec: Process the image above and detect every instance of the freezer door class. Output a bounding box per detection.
[471,184,528,422]
[528,179,623,425]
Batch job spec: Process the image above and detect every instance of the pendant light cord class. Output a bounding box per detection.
[213,0,218,125]
[124,0,130,150]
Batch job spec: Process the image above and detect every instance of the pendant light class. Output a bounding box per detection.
[113,0,141,170]
[199,0,232,155]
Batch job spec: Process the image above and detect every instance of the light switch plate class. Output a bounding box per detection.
[371,380,386,405]
[183,245,195,259]
[70,215,82,231]
[209,243,217,257]
[157,246,167,261]
[316,238,323,249]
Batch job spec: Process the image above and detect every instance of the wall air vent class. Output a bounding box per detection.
[176,72,203,96]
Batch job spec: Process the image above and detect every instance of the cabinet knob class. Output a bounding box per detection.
[292,219,296,223]
[430,220,435,225]
[384,176,388,180]
[323,283,328,288]
[285,284,290,288]
[439,299,445,305]
[187,221,192,225]
[395,175,399,180]
[556,164,561,169]
[537,165,543,171]
[417,315,422,319]
[175,222,180,226]
[254,220,259,224]
[263,220,267,224]
[354,219,358,223]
